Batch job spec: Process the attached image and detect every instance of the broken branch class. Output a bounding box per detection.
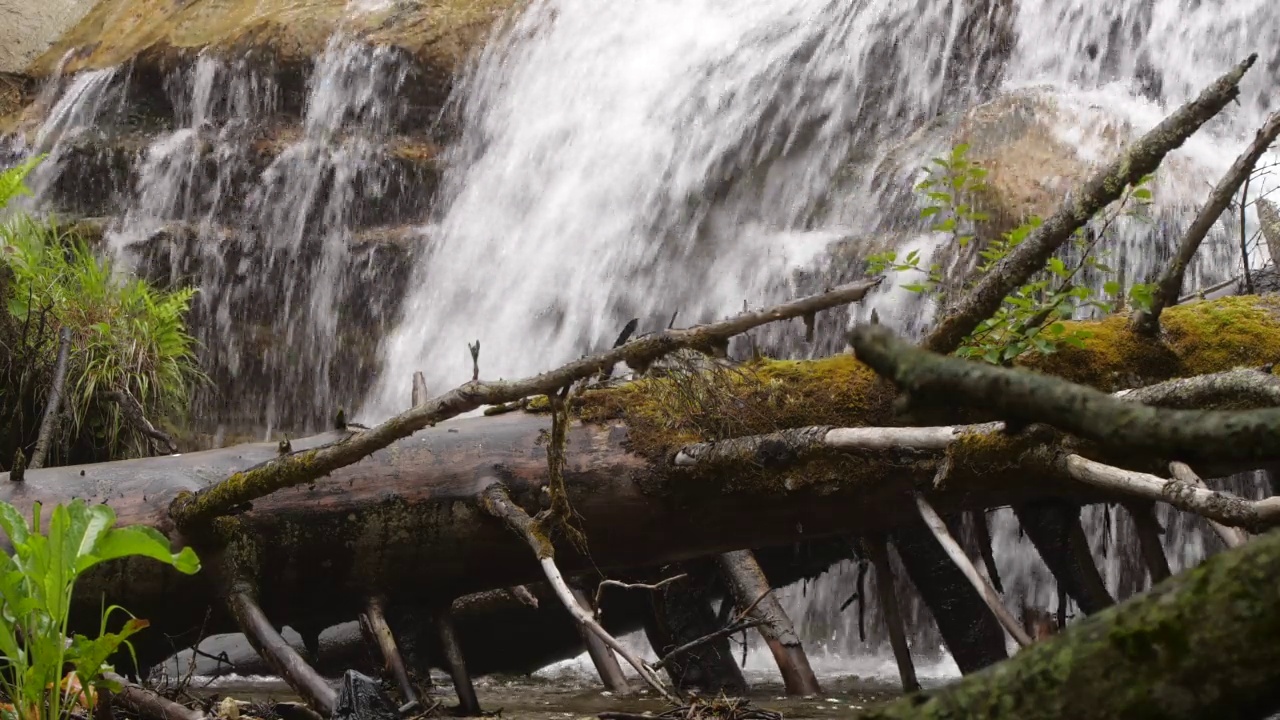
[1168,462,1248,548]
[169,278,881,529]
[480,483,679,703]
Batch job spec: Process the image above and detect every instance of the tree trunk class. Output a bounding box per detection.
[4,411,1099,671]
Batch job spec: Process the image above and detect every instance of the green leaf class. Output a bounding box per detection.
[86,527,201,575]
[1133,188,1152,200]
[920,206,941,217]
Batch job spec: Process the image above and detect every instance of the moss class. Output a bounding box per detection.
[856,521,1280,719]
[1025,296,1280,391]
[568,352,895,463]
[558,295,1280,465]
[1160,295,1280,376]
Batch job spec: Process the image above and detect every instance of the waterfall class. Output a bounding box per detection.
[363,0,1280,675]
[7,0,1279,684]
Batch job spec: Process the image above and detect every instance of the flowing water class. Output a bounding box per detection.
[8,0,1280,690]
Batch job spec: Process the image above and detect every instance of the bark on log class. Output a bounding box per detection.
[854,526,1280,720]
[4,411,1103,670]
[716,550,820,695]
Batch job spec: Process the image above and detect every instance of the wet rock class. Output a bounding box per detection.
[25,0,521,121]
[333,671,399,720]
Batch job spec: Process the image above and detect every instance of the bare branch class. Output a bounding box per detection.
[1169,462,1249,548]
[480,482,679,703]
[850,323,1280,467]
[1114,367,1280,409]
[1064,455,1280,531]
[168,278,881,528]
[924,54,1257,355]
[915,491,1033,647]
[593,573,688,617]
[1133,110,1280,334]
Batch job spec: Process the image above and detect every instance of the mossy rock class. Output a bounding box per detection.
[27,0,524,80]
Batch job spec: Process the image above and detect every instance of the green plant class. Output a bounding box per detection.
[868,144,1158,364]
[0,157,204,459]
[0,499,200,720]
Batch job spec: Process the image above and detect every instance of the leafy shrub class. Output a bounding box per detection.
[0,499,200,720]
[868,144,1157,364]
[0,157,204,462]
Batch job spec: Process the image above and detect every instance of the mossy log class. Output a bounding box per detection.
[853,526,1280,720]
[3,295,1280,673]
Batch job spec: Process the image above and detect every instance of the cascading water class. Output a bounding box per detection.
[19,32,426,435]
[365,0,1280,676]
[7,0,1280,687]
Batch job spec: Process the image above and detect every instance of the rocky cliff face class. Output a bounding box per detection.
[0,0,97,73]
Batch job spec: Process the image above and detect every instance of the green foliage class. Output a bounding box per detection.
[868,143,1159,365]
[0,499,200,720]
[0,157,204,460]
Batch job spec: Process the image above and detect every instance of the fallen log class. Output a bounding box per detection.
[4,294,1280,679]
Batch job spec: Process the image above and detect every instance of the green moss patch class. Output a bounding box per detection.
[543,295,1280,462]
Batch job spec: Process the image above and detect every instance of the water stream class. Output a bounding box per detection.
[7,0,1280,688]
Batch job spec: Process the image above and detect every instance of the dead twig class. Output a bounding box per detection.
[593,573,689,618]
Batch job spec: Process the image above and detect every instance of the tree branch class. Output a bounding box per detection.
[31,327,71,470]
[168,279,880,528]
[850,323,1280,466]
[1133,110,1280,335]
[479,483,679,703]
[1062,455,1280,532]
[915,492,1033,647]
[1168,461,1248,548]
[105,388,178,456]
[923,54,1257,355]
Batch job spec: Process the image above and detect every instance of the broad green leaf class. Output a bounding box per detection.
[85,527,201,575]
[0,502,30,549]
